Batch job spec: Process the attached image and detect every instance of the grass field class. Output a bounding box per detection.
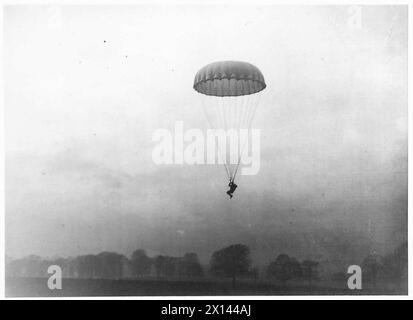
[5,277,406,297]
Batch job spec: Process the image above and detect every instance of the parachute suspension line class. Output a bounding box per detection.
[221,96,228,131]
[224,96,236,179]
[194,61,266,184]
[234,92,261,179]
[232,92,262,181]
[243,93,256,135]
[220,97,232,180]
[235,93,241,130]
[246,93,256,128]
[237,82,244,131]
[231,94,241,169]
[223,96,237,180]
[214,97,233,179]
[229,92,250,181]
[232,93,250,179]
[242,93,253,141]
[235,89,243,131]
[199,90,262,183]
[219,96,232,178]
[230,95,236,130]
[242,93,252,132]
[230,96,239,179]
[239,86,248,129]
[200,95,231,180]
[227,97,238,180]
[237,94,242,130]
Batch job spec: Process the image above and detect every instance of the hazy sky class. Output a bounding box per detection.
[5,5,407,268]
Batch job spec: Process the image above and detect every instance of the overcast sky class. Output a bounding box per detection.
[5,5,407,267]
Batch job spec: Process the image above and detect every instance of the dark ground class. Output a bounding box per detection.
[5,277,407,297]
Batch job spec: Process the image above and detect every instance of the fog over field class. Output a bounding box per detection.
[5,5,407,270]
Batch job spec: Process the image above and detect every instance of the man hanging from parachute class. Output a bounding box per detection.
[193,61,266,199]
[226,179,238,199]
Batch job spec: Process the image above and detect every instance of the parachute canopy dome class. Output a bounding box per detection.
[193,61,266,97]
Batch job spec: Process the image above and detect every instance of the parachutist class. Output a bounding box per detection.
[226,179,238,199]
[194,61,266,192]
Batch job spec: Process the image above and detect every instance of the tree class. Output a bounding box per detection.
[5,255,44,277]
[95,252,125,279]
[72,252,126,279]
[209,244,251,287]
[267,254,294,285]
[131,249,152,278]
[154,255,166,279]
[163,256,177,278]
[289,257,303,279]
[362,254,383,288]
[182,253,203,278]
[77,255,98,279]
[250,266,259,281]
[383,242,407,289]
[301,260,319,288]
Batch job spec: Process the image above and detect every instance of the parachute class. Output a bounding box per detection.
[193,61,266,181]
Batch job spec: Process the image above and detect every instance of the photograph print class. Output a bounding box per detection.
[4,4,408,296]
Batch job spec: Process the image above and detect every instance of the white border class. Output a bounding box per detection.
[0,0,411,300]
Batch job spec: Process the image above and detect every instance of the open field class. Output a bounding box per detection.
[5,277,406,297]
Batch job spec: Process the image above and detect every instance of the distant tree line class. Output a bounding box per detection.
[6,250,204,280]
[266,253,319,286]
[5,242,407,288]
[361,242,407,288]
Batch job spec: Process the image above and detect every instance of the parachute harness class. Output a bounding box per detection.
[199,92,262,182]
